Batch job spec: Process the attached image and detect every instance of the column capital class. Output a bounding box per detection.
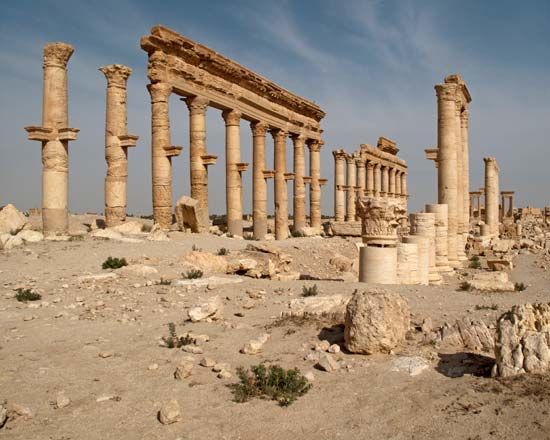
[366,161,376,170]
[269,128,287,142]
[290,132,306,144]
[147,82,172,102]
[43,42,74,68]
[434,83,459,101]
[185,95,209,115]
[355,156,366,166]
[460,107,470,125]
[222,109,241,126]
[332,149,347,161]
[250,121,268,137]
[99,64,132,88]
[306,139,322,152]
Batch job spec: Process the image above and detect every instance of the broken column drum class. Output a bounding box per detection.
[425,203,452,273]
[100,64,138,227]
[25,42,80,236]
[403,235,430,285]
[410,212,441,284]
[397,242,418,284]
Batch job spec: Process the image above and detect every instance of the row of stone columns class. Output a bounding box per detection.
[434,75,471,266]
[333,150,408,223]
[148,83,324,239]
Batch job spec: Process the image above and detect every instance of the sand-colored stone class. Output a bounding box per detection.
[99,64,138,227]
[292,133,307,233]
[483,157,500,237]
[25,42,79,236]
[333,149,347,223]
[251,121,269,240]
[308,139,322,230]
[403,235,430,285]
[397,242,418,284]
[272,129,289,240]
[425,203,452,273]
[345,154,357,222]
[410,212,441,284]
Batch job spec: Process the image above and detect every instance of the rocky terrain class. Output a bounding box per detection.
[2,212,550,439]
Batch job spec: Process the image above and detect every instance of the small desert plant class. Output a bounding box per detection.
[302,284,319,297]
[469,256,481,269]
[514,282,526,292]
[230,364,312,407]
[244,235,258,241]
[191,244,202,252]
[159,278,171,286]
[459,281,472,291]
[183,269,203,279]
[15,288,41,302]
[163,322,193,348]
[291,230,305,238]
[102,256,128,270]
[68,234,85,242]
[475,304,499,311]
[217,247,229,256]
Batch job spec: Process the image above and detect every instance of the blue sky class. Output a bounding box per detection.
[1,0,549,215]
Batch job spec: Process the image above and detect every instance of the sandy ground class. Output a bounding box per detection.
[1,217,550,439]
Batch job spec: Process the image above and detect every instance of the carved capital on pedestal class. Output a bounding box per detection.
[43,42,74,68]
[434,83,458,102]
[147,82,172,102]
[99,64,132,88]
[356,196,407,240]
[250,121,268,137]
[185,95,209,115]
[222,109,241,126]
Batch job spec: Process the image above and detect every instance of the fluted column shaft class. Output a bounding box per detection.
[461,108,470,233]
[101,64,137,227]
[252,122,268,239]
[346,155,357,222]
[395,170,402,196]
[309,140,322,229]
[366,162,375,196]
[292,134,306,232]
[186,96,210,231]
[436,83,459,265]
[484,157,500,236]
[455,99,466,260]
[381,165,389,197]
[333,151,346,222]
[149,82,174,229]
[223,109,243,236]
[374,163,381,197]
[272,129,289,239]
[389,168,396,197]
[357,157,366,195]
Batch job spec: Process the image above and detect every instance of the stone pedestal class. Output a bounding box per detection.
[272,129,289,239]
[292,133,306,233]
[359,245,398,284]
[397,242,418,284]
[410,212,442,284]
[252,122,268,239]
[403,236,430,285]
[186,96,211,231]
[25,43,79,236]
[100,64,138,227]
[425,203,452,273]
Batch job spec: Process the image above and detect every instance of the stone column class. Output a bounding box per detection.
[381,165,389,197]
[308,139,322,230]
[100,65,138,228]
[425,203,452,273]
[291,133,306,233]
[389,168,396,198]
[397,242,418,284]
[223,109,243,237]
[251,121,269,239]
[356,156,366,197]
[148,82,179,229]
[272,129,289,239]
[186,96,210,231]
[483,157,500,236]
[374,163,381,197]
[346,154,357,222]
[401,172,408,198]
[403,236,430,285]
[366,161,375,196]
[435,82,459,266]
[333,149,347,222]
[25,43,79,236]
[461,107,470,241]
[395,170,402,198]
[455,98,466,261]
[410,212,441,284]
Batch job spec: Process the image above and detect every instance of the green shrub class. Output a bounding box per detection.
[475,304,498,311]
[514,282,526,292]
[191,244,202,252]
[102,256,128,270]
[159,278,171,286]
[163,322,193,348]
[459,281,472,291]
[231,364,312,407]
[302,284,318,297]
[217,247,229,256]
[15,288,41,302]
[469,256,481,269]
[183,269,203,279]
[291,230,305,238]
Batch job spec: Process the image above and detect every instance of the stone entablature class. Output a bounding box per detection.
[141,25,323,140]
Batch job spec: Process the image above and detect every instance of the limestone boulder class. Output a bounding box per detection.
[487,259,514,272]
[329,254,356,273]
[158,399,181,425]
[439,318,494,353]
[493,303,550,377]
[470,272,514,292]
[344,289,410,354]
[491,239,514,253]
[181,251,228,274]
[175,196,200,233]
[287,294,349,319]
[119,264,159,278]
[17,230,44,243]
[147,224,169,241]
[188,296,223,322]
[0,204,27,235]
[109,220,144,235]
[0,234,23,250]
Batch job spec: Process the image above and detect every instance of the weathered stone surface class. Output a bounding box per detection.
[344,290,410,354]
[487,259,514,272]
[0,204,27,235]
[0,234,23,250]
[17,230,44,243]
[327,221,362,237]
[316,353,340,372]
[470,272,514,292]
[440,318,494,353]
[188,296,223,322]
[240,334,270,355]
[147,224,170,241]
[391,356,430,376]
[55,392,70,409]
[119,264,159,278]
[329,254,356,272]
[110,220,144,235]
[181,251,228,273]
[175,196,200,233]
[158,399,181,425]
[286,295,349,318]
[493,303,550,377]
[90,228,142,243]
[174,362,194,380]
[0,402,7,428]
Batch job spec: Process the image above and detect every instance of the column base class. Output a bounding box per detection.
[42,208,69,236]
